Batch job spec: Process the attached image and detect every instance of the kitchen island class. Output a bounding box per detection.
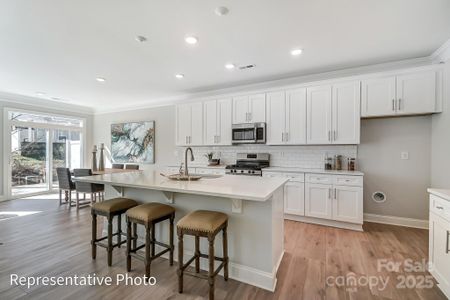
[75,171,287,291]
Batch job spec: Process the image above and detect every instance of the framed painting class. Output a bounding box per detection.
[111,121,155,164]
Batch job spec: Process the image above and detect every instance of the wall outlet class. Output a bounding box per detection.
[401,152,409,160]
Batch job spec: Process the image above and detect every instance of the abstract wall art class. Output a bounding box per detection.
[111,121,155,164]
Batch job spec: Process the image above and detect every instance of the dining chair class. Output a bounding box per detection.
[56,168,76,205]
[73,169,105,210]
[125,164,139,170]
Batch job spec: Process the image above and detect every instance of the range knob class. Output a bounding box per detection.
[240,170,244,173]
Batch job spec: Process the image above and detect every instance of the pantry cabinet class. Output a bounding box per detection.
[232,93,266,124]
[266,89,307,145]
[306,82,360,145]
[361,70,438,117]
[176,102,203,146]
[204,98,232,145]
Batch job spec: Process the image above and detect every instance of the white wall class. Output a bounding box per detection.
[0,98,93,200]
[359,116,432,220]
[431,61,450,188]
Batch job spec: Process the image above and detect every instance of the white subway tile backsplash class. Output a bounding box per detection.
[176,145,357,169]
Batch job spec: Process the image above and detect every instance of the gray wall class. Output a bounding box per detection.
[359,116,432,220]
[431,61,450,188]
[92,105,178,171]
[0,99,93,200]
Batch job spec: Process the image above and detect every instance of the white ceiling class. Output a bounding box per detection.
[0,0,449,111]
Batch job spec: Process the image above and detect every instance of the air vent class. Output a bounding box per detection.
[239,64,256,70]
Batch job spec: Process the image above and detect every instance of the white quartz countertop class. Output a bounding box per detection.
[428,188,450,202]
[75,171,288,202]
[263,167,364,176]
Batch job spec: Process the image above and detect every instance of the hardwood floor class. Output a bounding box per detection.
[0,195,446,300]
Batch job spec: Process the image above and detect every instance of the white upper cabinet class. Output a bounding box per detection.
[362,69,438,117]
[232,93,266,124]
[307,82,360,145]
[396,71,436,115]
[267,89,306,145]
[204,98,232,145]
[306,85,333,144]
[175,102,203,146]
[332,82,361,144]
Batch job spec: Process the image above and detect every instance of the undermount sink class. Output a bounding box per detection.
[161,173,222,181]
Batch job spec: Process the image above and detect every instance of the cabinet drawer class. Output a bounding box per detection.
[285,173,305,183]
[430,194,450,222]
[263,172,284,178]
[333,176,363,187]
[306,174,333,184]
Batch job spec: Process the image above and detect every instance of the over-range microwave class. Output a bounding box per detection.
[231,123,266,144]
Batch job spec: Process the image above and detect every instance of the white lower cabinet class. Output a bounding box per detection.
[305,183,332,219]
[428,193,450,298]
[332,185,363,224]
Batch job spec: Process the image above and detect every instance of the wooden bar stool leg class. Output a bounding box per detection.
[145,224,151,282]
[91,211,97,259]
[126,219,132,272]
[223,226,229,281]
[151,223,155,257]
[76,193,80,210]
[178,230,184,293]
[117,214,122,248]
[59,189,62,205]
[208,236,215,300]
[107,216,113,266]
[169,214,174,266]
[132,223,137,249]
[195,236,200,273]
[68,190,72,204]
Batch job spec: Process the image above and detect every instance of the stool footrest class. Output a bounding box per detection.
[183,261,225,278]
[130,247,171,262]
[96,239,127,249]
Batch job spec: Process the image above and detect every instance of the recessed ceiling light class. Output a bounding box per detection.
[96,77,106,82]
[185,36,198,45]
[291,48,303,56]
[225,63,235,70]
[175,73,185,79]
[215,6,229,16]
[135,35,147,43]
[36,92,46,96]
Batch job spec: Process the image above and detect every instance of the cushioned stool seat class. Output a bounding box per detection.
[126,202,175,223]
[177,210,228,234]
[92,198,137,214]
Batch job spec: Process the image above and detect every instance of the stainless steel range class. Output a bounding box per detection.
[225,153,270,176]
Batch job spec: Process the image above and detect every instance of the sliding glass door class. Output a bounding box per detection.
[6,110,85,199]
[10,126,50,196]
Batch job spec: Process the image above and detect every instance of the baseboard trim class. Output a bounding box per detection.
[284,214,363,231]
[363,213,429,229]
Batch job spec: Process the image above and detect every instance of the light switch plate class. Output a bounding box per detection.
[401,152,409,160]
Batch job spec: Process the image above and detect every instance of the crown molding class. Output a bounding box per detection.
[0,91,94,115]
[431,38,450,63]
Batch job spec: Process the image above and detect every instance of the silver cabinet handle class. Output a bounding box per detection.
[334,188,337,199]
[398,98,402,111]
[281,132,284,142]
[447,231,450,254]
[328,131,331,142]
[334,130,337,141]
[436,206,444,210]
[286,132,289,142]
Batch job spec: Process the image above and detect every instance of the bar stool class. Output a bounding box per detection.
[125,203,175,281]
[177,210,229,300]
[91,198,138,266]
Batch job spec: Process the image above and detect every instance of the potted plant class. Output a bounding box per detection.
[204,152,220,166]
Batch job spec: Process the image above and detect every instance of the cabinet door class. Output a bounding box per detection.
[429,213,450,294]
[286,88,307,144]
[332,186,363,224]
[176,104,191,146]
[204,100,217,145]
[396,71,436,115]
[249,93,266,123]
[233,96,249,124]
[306,85,332,144]
[266,91,286,145]
[361,76,396,117]
[284,181,305,216]
[332,82,361,144]
[305,183,332,219]
[217,98,232,145]
[190,102,203,145]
